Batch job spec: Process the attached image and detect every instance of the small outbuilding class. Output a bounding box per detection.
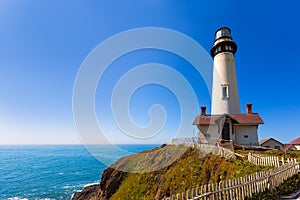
[286,137,300,150]
[259,138,284,150]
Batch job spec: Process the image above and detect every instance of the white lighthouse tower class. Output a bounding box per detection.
[210,27,241,114]
[193,27,264,146]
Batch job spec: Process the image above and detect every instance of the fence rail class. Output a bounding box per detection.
[164,158,299,200]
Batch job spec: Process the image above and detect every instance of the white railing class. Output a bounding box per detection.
[248,152,297,167]
[168,139,235,159]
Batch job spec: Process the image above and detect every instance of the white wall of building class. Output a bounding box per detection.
[198,124,218,143]
[197,123,259,146]
[234,125,258,146]
[295,145,300,150]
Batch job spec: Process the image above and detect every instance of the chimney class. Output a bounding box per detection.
[201,106,207,115]
[246,104,253,114]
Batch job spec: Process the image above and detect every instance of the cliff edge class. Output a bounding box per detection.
[72,145,266,200]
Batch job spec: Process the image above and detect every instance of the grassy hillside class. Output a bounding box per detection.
[72,146,300,200]
[110,147,271,199]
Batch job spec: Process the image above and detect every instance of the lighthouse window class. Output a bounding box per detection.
[228,46,232,51]
[222,85,229,99]
[225,46,229,50]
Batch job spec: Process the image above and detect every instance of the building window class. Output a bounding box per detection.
[244,135,248,138]
[222,84,229,99]
[275,146,280,150]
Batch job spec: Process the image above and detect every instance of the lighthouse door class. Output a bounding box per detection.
[222,123,230,141]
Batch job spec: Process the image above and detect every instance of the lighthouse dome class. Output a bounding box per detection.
[215,27,231,39]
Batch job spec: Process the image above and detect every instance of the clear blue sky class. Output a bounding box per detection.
[0,0,299,144]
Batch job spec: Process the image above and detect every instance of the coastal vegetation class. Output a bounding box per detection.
[110,147,270,199]
[72,145,300,200]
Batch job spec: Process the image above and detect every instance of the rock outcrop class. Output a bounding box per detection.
[72,184,101,200]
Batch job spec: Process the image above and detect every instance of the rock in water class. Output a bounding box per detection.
[72,184,101,200]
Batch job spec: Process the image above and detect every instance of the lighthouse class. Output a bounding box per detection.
[210,27,241,114]
[193,27,264,146]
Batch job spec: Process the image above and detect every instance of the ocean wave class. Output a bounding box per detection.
[71,182,99,198]
[62,185,76,189]
[83,182,99,188]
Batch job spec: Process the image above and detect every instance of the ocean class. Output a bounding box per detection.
[0,144,159,200]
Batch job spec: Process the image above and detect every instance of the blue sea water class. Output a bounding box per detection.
[0,144,159,200]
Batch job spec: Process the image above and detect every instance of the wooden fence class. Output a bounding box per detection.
[167,141,236,159]
[248,152,298,167]
[164,161,299,200]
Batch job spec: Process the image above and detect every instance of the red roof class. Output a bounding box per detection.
[288,137,300,145]
[193,113,264,125]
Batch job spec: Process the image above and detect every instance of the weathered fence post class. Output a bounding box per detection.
[186,190,190,199]
[195,187,199,196]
